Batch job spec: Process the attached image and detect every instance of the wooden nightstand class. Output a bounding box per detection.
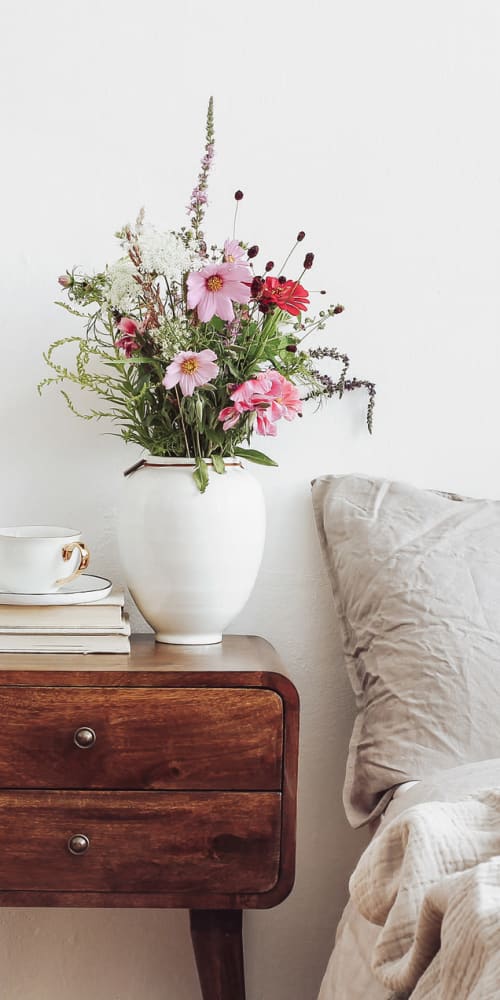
[0,634,299,1000]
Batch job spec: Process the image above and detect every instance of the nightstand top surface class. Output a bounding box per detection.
[0,633,285,677]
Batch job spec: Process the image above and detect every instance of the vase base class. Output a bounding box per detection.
[154,632,223,646]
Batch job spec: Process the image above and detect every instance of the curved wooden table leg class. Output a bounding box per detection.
[190,909,246,1000]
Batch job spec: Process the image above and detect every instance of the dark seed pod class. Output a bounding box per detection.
[250,275,264,296]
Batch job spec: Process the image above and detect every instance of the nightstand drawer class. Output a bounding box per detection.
[0,687,283,790]
[0,791,281,894]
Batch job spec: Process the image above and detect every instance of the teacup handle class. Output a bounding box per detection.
[56,541,90,586]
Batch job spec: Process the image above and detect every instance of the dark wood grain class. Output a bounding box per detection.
[190,909,245,1000]
[0,791,281,894]
[0,687,283,790]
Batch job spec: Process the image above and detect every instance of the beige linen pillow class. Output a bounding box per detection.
[312,474,500,827]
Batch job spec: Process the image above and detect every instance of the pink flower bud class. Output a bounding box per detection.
[58,274,72,288]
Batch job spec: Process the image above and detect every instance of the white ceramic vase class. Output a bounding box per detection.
[118,457,266,644]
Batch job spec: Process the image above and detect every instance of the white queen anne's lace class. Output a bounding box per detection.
[103,258,138,312]
[138,228,199,284]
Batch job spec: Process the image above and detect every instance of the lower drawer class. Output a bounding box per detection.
[0,791,281,894]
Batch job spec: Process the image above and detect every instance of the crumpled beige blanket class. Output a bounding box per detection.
[349,789,500,999]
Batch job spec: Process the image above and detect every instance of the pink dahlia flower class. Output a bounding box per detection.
[163,349,219,397]
[263,371,303,421]
[256,410,278,436]
[187,262,251,323]
[217,369,302,436]
[223,239,246,264]
[218,405,241,431]
[229,371,274,410]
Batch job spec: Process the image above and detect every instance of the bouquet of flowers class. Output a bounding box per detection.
[40,98,375,492]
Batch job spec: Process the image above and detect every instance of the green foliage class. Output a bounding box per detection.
[233,447,279,467]
[39,278,327,457]
[211,454,226,475]
[193,457,210,494]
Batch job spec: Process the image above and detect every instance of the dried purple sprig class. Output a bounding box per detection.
[305,346,376,433]
[309,345,350,388]
[344,378,376,432]
[187,97,215,244]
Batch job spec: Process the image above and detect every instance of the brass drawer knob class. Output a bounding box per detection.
[73,727,96,749]
[67,834,90,855]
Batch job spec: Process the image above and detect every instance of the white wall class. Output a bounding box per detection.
[1,1,499,997]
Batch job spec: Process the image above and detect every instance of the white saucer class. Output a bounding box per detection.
[0,575,113,606]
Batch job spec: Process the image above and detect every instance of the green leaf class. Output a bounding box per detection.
[224,357,243,380]
[205,427,226,446]
[211,454,226,475]
[233,447,278,467]
[193,457,209,493]
[208,316,225,333]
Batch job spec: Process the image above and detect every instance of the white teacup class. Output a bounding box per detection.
[0,526,90,594]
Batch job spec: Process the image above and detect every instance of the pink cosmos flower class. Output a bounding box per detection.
[223,239,246,264]
[187,262,251,323]
[163,349,219,397]
[116,317,140,358]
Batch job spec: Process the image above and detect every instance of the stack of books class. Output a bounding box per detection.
[0,588,130,653]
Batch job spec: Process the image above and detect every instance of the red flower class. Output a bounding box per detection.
[258,276,310,316]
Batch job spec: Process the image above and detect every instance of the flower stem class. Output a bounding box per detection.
[175,387,191,457]
[278,240,300,277]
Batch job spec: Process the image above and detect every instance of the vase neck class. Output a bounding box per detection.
[144,456,242,468]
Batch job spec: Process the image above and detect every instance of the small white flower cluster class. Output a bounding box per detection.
[150,318,191,361]
[137,227,199,285]
[103,258,138,312]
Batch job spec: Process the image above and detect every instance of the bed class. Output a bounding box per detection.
[311,474,500,1000]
